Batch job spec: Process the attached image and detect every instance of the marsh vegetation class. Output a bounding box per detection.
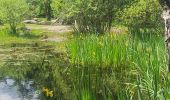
[0,0,170,100]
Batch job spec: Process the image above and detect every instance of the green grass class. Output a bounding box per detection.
[69,34,128,66]
[68,33,169,100]
[0,28,42,44]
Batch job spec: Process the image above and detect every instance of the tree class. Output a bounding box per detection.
[158,0,170,71]
[59,0,134,34]
[0,0,28,34]
[44,0,52,21]
[73,0,114,34]
[74,0,122,34]
[26,0,52,20]
[51,0,62,18]
[26,0,42,18]
[116,0,162,36]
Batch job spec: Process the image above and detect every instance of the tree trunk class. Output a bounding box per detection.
[44,0,52,21]
[163,8,170,72]
[163,9,170,71]
[159,0,170,72]
[165,21,170,72]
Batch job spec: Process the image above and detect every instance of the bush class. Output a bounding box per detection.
[116,0,163,35]
[52,0,133,34]
[73,0,116,34]
[0,0,28,34]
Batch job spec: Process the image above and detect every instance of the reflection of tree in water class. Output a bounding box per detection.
[0,43,71,100]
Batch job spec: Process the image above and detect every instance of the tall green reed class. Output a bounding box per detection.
[68,33,169,100]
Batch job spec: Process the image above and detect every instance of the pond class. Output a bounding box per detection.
[0,43,68,100]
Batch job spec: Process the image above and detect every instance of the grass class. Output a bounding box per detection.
[0,30,31,44]
[69,34,128,66]
[67,33,170,99]
[0,28,43,44]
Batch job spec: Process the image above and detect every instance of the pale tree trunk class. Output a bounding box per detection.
[163,8,170,72]
[159,0,170,72]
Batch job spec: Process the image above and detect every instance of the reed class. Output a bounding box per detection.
[68,33,169,100]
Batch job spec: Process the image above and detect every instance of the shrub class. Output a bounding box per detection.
[0,0,28,34]
[116,0,163,35]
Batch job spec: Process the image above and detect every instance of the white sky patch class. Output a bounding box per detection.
[0,79,21,100]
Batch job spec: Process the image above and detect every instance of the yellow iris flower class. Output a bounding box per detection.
[42,87,54,97]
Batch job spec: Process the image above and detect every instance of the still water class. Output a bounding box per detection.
[0,78,39,100]
[0,44,61,100]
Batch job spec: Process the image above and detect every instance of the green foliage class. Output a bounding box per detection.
[51,0,135,33]
[51,0,78,24]
[26,0,43,18]
[26,0,52,20]
[51,0,64,19]
[116,0,163,33]
[73,0,114,34]
[0,0,28,34]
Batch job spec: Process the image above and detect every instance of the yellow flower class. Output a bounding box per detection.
[42,87,54,97]
[46,91,49,97]
[49,91,54,97]
[42,87,48,93]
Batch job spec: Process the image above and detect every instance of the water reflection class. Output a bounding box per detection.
[0,43,69,100]
[0,77,39,100]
